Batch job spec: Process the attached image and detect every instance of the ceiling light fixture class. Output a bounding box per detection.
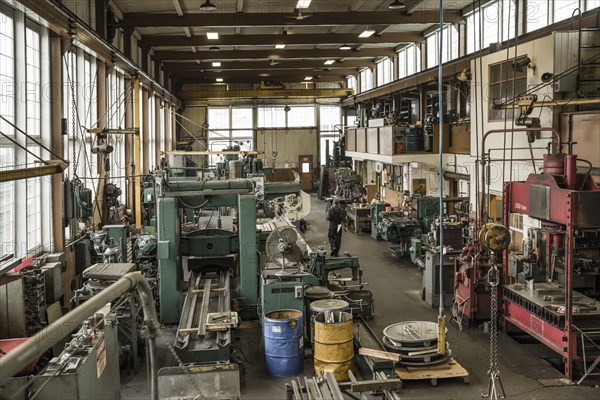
[207,32,219,39]
[339,44,352,50]
[388,0,406,10]
[212,61,221,67]
[199,0,217,12]
[304,76,313,80]
[275,44,286,49]
[296,0,312,9]
[456,69,469,82]
[324,60,335,65]
[216,78,224,82]
[359,29,376,38]
[284,104,291,112]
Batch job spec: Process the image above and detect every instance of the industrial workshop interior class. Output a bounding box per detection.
[2,0,600,399]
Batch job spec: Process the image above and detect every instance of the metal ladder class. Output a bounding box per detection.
[573,9,600,96]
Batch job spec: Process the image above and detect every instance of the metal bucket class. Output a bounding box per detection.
[314,311,354,381]
[263,309,304,377]
[406,127,424,152]
[309,299,349,345]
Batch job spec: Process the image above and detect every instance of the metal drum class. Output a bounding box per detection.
[314,311,354,381]
[263,310,304,377]
[309,299,349,345]
[228,160,244,179]
[405,127,424,152]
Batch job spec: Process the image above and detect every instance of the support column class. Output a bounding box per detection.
[142,87,149,174]
[124,78,134,209]
[50,34,64,252]
[93,60,107,228]
[237,194,258,305]
[133,80,142,229]
[157,197,181,323]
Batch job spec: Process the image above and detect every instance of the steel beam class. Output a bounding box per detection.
[178,75,347,84]
[141,32,422,47]
[122,11,463,27]
[155,48,396,61]
[164,59,374,71]
[178,88,353,100]
[0,161,67,183]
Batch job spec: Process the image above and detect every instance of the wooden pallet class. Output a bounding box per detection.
[394,357,470,387]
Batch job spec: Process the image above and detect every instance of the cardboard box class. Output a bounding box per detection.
[449,124,470,154]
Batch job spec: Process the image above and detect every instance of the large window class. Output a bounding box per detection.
[107,70,126,203]
[488,58,528,120]
[376,57,393,86]
[319,105,341,165]
[346,75,357,93]
[359,68,373,92]
[526,0,549,32]
[25,22,42,249]
[257,105,315,128]
[208,107,254,165]
[0,9,15,254]
[426,33,437,68]
[288,105,315,127]
[398,44,421,79]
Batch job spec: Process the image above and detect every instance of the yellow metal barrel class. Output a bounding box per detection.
[313,311,354,381]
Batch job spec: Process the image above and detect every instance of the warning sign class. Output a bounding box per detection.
[96,338,106,378]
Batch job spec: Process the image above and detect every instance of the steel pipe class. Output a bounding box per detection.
[0,272,159,400]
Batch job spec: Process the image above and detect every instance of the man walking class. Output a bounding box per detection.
[326,199,344,256]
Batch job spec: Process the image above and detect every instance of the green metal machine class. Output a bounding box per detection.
[371,203,389,240]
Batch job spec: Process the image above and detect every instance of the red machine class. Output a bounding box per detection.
[502,150,600,381]
[452,240,493,331]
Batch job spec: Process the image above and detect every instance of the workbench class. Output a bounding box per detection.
[345,204,371,235]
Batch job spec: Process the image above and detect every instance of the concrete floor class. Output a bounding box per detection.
[121,195,600,399]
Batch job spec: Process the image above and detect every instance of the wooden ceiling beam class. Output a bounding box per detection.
[121,11,463,28]
[163,59,375,71]
[141,32,423,47]
[155,48,395,61]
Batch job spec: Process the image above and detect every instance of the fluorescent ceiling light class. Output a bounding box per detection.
[207,32,219,39]
[324,60,335,65]
[339,45,352,50]
[296,0,312,9]
[275,44,286,49]
[359,29,376,38]
[212,61,221,67]
[304,76,313,80]
[216,78,224,82]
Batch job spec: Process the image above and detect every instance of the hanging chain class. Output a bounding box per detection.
[482,261,506,399]
[70,46,78,176]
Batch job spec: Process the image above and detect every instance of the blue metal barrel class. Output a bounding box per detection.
[264,309,304,377]
[406,127,424,151]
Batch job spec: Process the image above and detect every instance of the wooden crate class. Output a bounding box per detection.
[449,124,470,154]
[346,128,357,152]
[367,127,379,154]
[356,128,367,153]
[379,126,394,156]
[432,123,451,153]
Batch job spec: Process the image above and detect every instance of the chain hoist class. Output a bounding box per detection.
[479,223,510,400]
[70,44,78,176]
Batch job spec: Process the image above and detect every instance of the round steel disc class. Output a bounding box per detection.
[383,321,441,345]
[382,336,440,352]
[397,351,452,367]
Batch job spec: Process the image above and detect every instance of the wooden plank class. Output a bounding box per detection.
[347,371,369,400]
[350,379,403,392]
[359,347,402,362]
[395,357,469,380]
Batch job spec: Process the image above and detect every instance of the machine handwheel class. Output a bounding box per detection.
[463,375,471,384]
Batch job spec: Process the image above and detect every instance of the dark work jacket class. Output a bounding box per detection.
[327,206,344,227]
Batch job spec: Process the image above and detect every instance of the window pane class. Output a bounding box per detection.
[0,147,15,254]
[26,147,41,250]
[320,105,341,131]
[208,107,230,130]
[483,2,500,48]
[554,0,579,23]
[209,129,229,139]
[320,137,336,165]
[398,49,407,78]
[502,0,516,40]
[288,105,315,127]
[427,33,437,68]
[526,0,548,32]
[450,26,459,60]
[258,106,286,128]
[467,12,481,53]
[232,107,252,129]
[0,11,14,137]
[588,0,600,10]
[231,129,253,139]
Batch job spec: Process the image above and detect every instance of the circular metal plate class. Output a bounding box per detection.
[383,321,441,344]
[382,336,441,353]
[397,351,452,367]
